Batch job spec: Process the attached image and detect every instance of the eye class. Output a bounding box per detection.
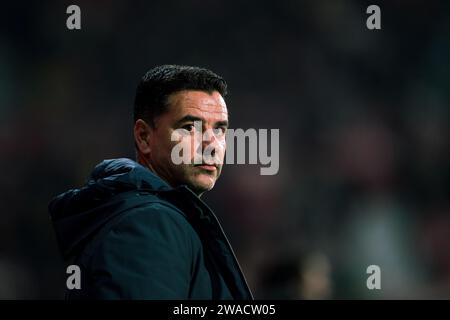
[214,127,227,136]
[181,123,195,132]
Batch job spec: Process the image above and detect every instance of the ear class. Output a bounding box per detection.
[134,119,153,155]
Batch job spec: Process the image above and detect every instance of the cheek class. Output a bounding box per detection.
[217,139,226,159]
[170,130,199,159]
[151,127,169,147]
[183,135,199,155]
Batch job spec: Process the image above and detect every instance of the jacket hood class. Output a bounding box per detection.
[49,158,172,259]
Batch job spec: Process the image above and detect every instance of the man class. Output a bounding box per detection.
[49,65,253,299]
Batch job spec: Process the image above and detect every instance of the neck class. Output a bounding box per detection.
[136,153,170,186]
[136,153,204,198]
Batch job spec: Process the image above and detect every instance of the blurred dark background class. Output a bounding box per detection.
[0,0,449,299]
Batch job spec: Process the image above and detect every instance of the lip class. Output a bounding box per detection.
[194,164,217,171]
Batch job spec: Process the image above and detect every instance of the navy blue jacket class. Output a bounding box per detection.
[49,158,253,300]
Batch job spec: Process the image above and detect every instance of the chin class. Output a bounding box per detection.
[188,178,216,195]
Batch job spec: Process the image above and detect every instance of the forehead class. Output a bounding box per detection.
[167,90,228,120]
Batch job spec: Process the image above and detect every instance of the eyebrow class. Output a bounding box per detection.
[174,115,229,128]
[215,120,229,128]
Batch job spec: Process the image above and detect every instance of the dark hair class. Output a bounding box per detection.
[133,65,228,126]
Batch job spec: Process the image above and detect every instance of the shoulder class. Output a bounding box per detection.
[82,196,201,261]
[73,198,202,299]
[116,200,192,233]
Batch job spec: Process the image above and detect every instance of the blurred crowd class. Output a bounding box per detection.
[0,1,449,299]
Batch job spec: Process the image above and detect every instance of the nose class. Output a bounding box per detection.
[202,129,217,154]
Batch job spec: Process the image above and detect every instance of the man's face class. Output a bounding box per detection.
[140,90,228,195]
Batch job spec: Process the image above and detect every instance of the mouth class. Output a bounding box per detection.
[194,164,218,171]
